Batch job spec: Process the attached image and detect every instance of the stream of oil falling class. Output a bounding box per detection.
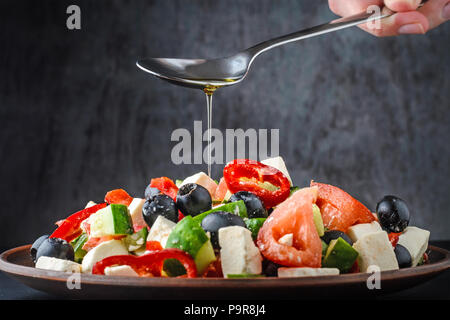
[203,86,217,178]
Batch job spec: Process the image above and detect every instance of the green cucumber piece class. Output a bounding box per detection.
[164,216,216,276]
[321,240,329,258]
[70,233,88,263]
[193,200,247,224]
[192,240,216,274]
[322,237,358,273]
[290,186,300,196]
[123,227,148,251]
[175,179,184,188]
[90,204,134,237]
[244,218,266,240]
[312,204,325,237]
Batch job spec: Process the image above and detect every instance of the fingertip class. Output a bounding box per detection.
[384,0,421,12]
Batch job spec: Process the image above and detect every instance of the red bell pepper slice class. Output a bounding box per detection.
[149,177,178,201]
[146,240,163,251]
[92,248,197,278]
[349,260,360,273]
[105,189,133,206]
[50,203,107,242]
[422,252,429,264]
[223,159,291,208]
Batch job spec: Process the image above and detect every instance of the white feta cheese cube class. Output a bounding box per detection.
[180,172,218,198]
[347,221,382,243]
[353,231,399,272]
[261,156,292,186]
[85,201,97,208]
[128,198,146,228]
[278,233,293,246]
[148,215,176,248]
[133,247,148,256]
[218,226,262,277]
[397,226,430,267]
[104,265,139,277]
[81,239,128,273]
[35,256,82,273]
[278,267,339,278]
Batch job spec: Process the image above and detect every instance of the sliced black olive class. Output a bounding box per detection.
[35,237,74,262]
[200,211,246,249]
[142,194,178,227]
[230,191,268,219]
[176,183,212,217]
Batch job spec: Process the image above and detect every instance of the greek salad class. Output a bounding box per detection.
[30,157,430,278]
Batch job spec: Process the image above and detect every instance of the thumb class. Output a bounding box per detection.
[418,0,450,29]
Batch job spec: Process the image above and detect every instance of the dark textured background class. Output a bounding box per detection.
[0,0,449,247]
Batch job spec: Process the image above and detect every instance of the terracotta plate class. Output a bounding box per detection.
[1,244,449,299]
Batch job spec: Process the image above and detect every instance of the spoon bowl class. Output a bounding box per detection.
[137,52,252,89]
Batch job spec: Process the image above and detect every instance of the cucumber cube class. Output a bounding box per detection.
[323,237,358,273]
[244,218,266,240]
[89,204,134,237]
[71,233,88,263]
[165,216,216,276]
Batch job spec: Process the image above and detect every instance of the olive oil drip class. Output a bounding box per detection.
[203,85,218,178]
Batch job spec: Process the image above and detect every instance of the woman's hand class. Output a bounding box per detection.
[328,0,450,36]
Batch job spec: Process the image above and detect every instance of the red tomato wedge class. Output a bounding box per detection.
[311,181,376,232]
[213,177,228,202]
[82,235,125,252]
[256,187,322,268]
[105,189,133,206]
[150,177,178,201]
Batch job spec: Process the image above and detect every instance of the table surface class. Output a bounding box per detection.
[0,241,449,300]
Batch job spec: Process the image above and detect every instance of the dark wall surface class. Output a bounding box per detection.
[0,0,449,247]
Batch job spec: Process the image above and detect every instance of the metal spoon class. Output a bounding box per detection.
[136,5,421,89]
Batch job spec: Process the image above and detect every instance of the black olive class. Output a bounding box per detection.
[142,194,178,227]
[35,237,74,262]
[30,235,50,263]
[376,195,410,233]
[321,230,353,246]
[394,244,412,268]
[200,211,246,249]
[144,185,162,200]
[230,191,268,219]
[262,260,281,277]
[176,183,212,217]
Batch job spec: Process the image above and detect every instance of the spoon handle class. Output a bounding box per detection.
[247,3,425,58]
